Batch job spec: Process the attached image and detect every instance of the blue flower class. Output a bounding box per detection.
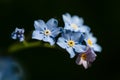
[11,28,24,42]
[62,13,90,33]
[57,30,86,58]
[84,33,102,52]
[76,47,97,69]
[32,18,62,45]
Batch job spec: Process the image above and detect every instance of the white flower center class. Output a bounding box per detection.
[67,40,75,47]
[71,24,78,30]
[44,30,51,36]
[87,39,93,46]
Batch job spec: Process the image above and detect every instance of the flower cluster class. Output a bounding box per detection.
[11,13,102,69]
[11,28,25,42]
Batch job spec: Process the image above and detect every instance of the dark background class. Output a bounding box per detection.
[0,0,120,80]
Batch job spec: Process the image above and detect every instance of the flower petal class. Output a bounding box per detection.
[62,13,72,24]
[43,36,55,45]
[51,27,62,37]
[70,32,83,42]
[21,28,25,33]
[72,15,84,26]
[46,18,58,30]
[82,59,88,69]
[19,37,24,42]
[15,27,18,32]
[66,47,75,58]
[79,25,90,33]
[57,37,67,49]
[93,44,102,52]
[64,24,72,30]
[86,48,97,62]
[76,54,81,65]
[62,30,71,40]
[11,33,17,39]
[89,33,97,43]
[15,28,24,33]
[34,20,47,31]
[74,44,86,53]
[32,30,44,40]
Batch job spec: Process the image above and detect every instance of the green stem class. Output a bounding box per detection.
[8,41,39,53]
[8,40,56,53]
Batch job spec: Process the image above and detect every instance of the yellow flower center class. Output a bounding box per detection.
[71,24,78,30]
[44,30,51,36]
[87,39,93,46]
[81,53,87,60]
[67,40,75,47]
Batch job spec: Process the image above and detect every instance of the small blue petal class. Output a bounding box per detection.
[62,13,72,24]
[11,34,17,39]
[46,18,58,30]
[72,15,84,26]
[43,36,55,45]
[57,37,67,49]
[19,37,24,42]
[51,27,62,37]
[93,44,102,52]
[88,33,97,43]
[32,30,44,40]
[74,44,86,53]
[70,32,83,42]
[34,20,47,31]
[79,25,91,33]
[66,47,75,58]
[62,30,71,40]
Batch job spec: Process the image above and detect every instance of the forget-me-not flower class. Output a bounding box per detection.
[84,33,102,52]
[57,30,86,58]
[32,18,62,45]
[62,13,90,33]
[11,28,24,42]
[76,47,97,69]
